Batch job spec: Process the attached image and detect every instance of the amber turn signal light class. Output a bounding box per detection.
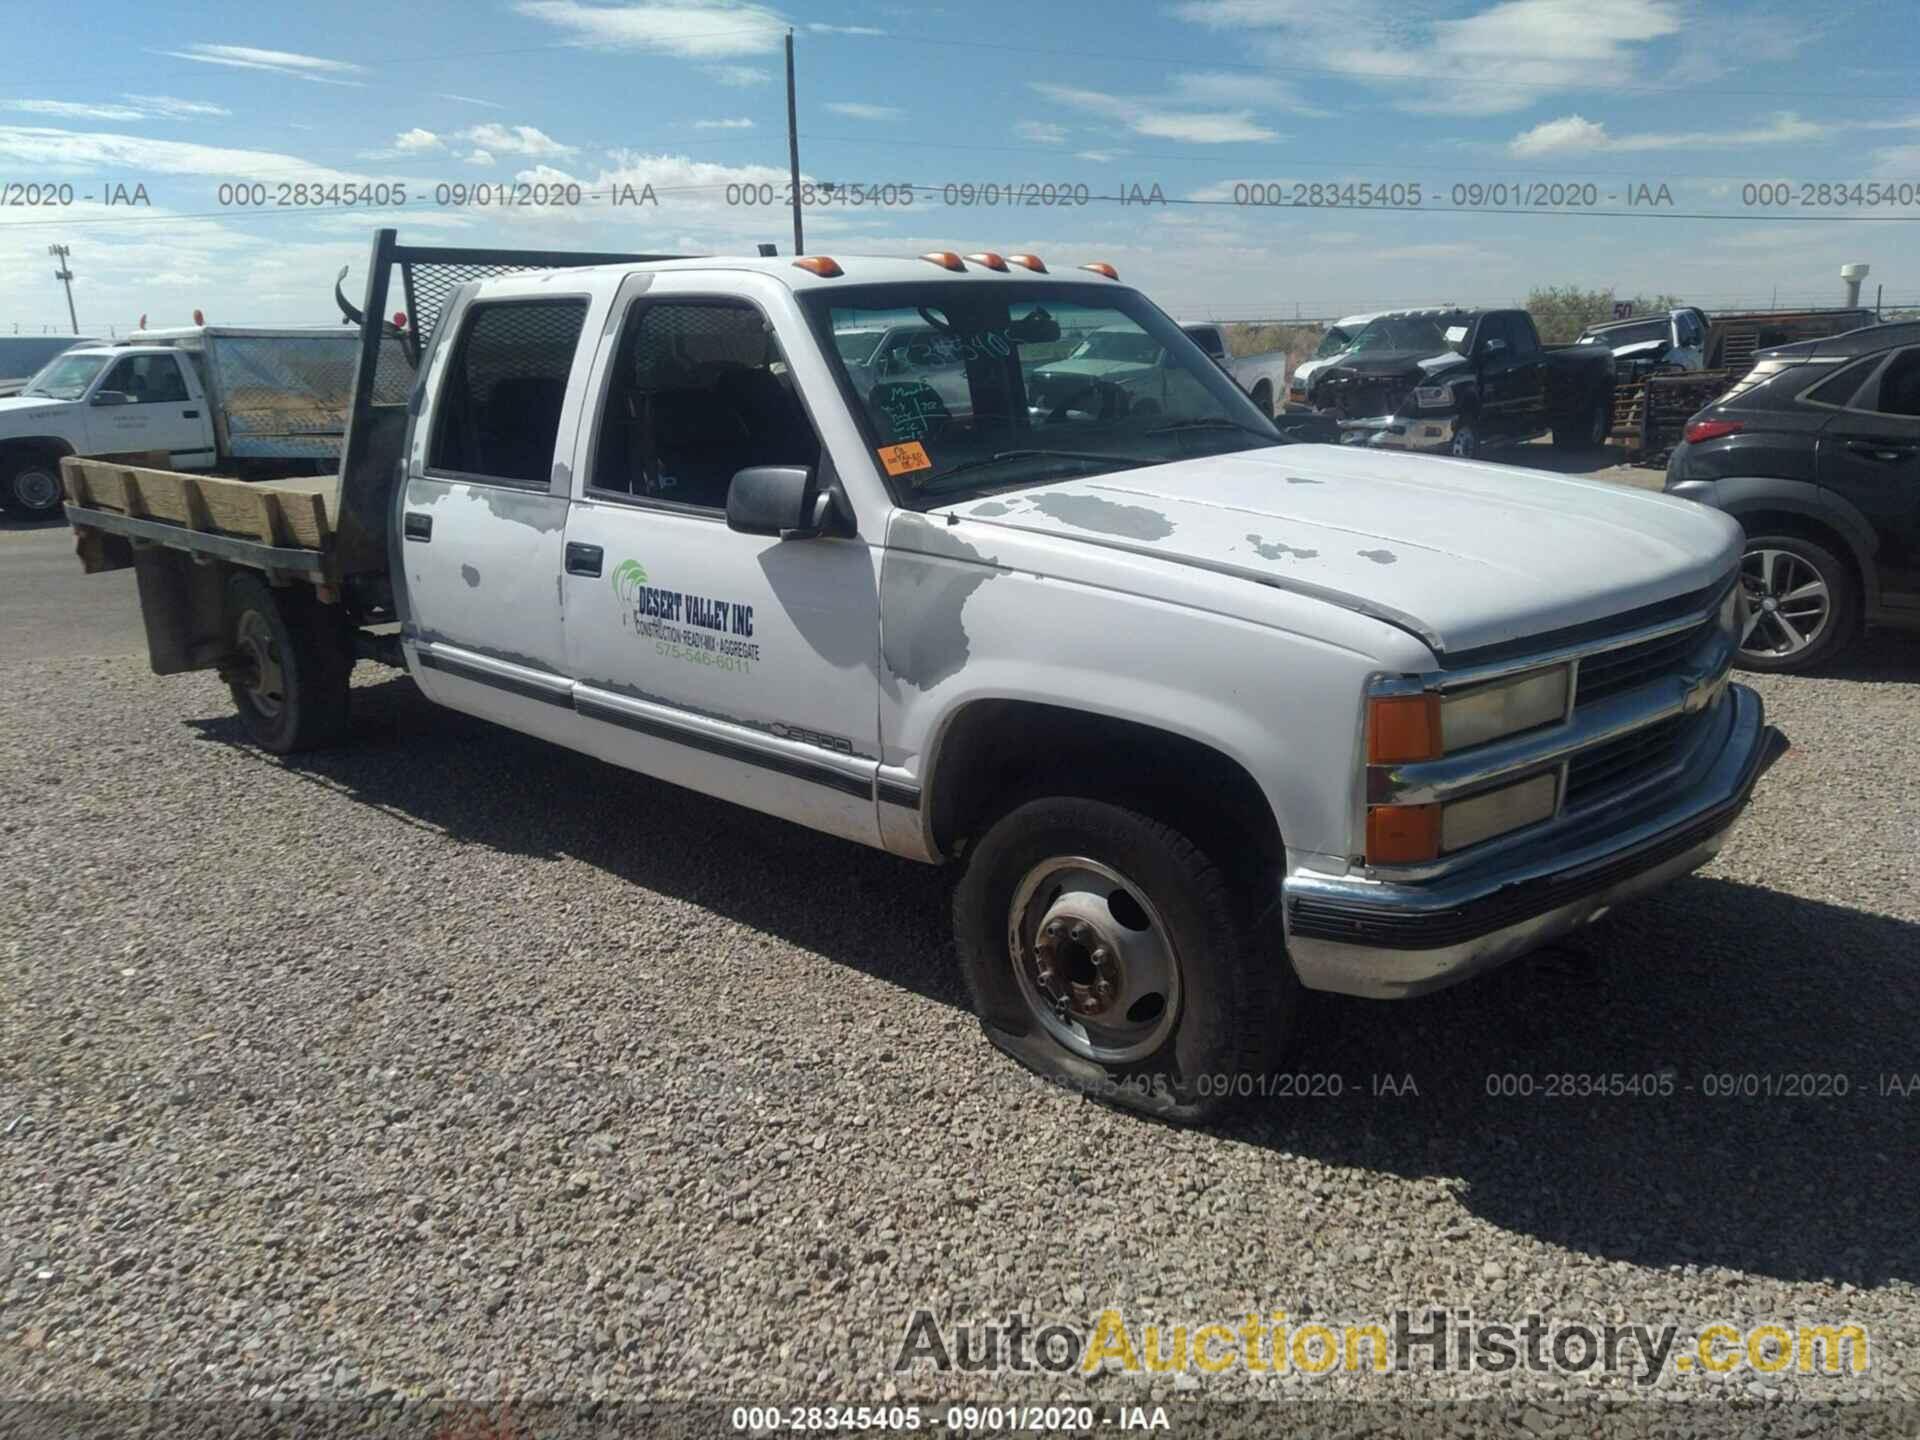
[1367,692,1442,765]
[1009,253,1048,272]
[1078,261,1119,280]
[922,251,967,271]
[1367,804,1442,865]
[965,251,1009,271]
[791,256,843,277]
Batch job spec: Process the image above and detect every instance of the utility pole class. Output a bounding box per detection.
[48,244,79,334]
[785,29,804,256]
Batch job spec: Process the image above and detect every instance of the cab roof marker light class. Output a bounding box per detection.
[965,251,1008,271]
[1009,254,1048,273]
[921,251,967,271]
[791,256,843,278]
[1079,261,1119,280]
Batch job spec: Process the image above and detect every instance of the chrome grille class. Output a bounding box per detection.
[1565,713,1691,810]
[1575,619,1714,708]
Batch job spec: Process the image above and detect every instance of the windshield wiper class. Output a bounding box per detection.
[922,448,1145,489]
[1146,416,1276,439]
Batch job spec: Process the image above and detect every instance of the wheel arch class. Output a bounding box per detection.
[925,697,1287,888]
[1714,476,1878,610]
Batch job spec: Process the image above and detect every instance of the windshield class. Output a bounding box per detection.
[1312,326,1356,358]
[803,282,1282,505]
[1348,317,1452,354]
[1580,320,1668,349]
[21,352,109,400]
[833,330,884,366]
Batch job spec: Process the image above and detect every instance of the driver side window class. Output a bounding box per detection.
[590,299,821,512]
[101,354,188,404]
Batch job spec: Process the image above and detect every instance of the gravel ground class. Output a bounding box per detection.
[3,635,1917,1435]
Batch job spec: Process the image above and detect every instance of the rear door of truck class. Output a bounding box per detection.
[556,272,883,845]
[398,280,606,745]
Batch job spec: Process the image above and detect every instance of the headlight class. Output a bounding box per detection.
[1439,665,1570,752]
[1411,384,1455,409]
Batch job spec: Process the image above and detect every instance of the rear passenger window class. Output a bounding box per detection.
[590,300,821,511]
[429,298,588,485]
[1868,349,1920,418]
[1804,357,1877,409]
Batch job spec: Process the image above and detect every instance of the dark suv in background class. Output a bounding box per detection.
[1666,320,1920,673]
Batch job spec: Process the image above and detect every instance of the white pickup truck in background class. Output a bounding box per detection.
[1,326,406,515]
[1179,321,1288,415]
[61,231,1786,1122]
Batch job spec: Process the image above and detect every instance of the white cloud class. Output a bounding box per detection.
[1033,83,1279,144]
[1872,144,1920,179]
[0,125,370,183]
[704,63,770,86]
[824,102,902,121]
[515,0,784,56]
[435,92,506,110]
[393,128,446,152]
[1174,0,1684,115]
[1074,149,1124,163]
[1014,120,1069,145]
[1510,110,1831,155]
[160,44,366,85]
[3,96,231,122]
[463,149,497,167]
[121,94,231,118]
[458,123,576,156]
[807,22,884,34]
[4,100,149,122]
[694,117,755,129]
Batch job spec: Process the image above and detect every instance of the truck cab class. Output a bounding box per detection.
[1,345,215,512]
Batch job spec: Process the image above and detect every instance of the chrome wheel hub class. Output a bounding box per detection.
[1008,857,1181,1064]
[1740,547,1831,658]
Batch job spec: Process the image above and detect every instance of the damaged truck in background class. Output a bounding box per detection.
[58,230,1785,1123]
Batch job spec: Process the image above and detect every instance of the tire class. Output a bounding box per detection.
[953,796,1296,1125]
[222,573,353,753]
[1735,533,1858,674]
[1250,381,1273,418]
[1553,395,1611,451]
[3,455,65,517]
[1448,420,1480,459]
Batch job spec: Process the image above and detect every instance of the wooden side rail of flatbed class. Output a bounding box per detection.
[62,455,345,590]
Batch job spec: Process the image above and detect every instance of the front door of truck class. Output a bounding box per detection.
[399,291,597,744]
[1475,315,1544,439]
[86,353,214,466]
[561,286,882,846]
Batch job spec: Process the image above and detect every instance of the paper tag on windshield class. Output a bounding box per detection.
[878,441,932,476]
[1444,325,1468,344]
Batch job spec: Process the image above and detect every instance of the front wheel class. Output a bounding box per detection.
[1736,534,1857,673]
[954,796,1295,1124]
[3,456,65,516]
[1448,421,1481,459]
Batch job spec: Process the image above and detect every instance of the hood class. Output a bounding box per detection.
[1036,358,1155,381]
[0,394,79,421]
[933,444,1740,657]
[1316,348,1446,380]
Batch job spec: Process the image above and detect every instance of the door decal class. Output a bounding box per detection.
[610,556,761,675]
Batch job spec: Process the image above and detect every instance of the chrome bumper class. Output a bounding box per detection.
[1283,684,1785,999]
[1336,413,1455,451]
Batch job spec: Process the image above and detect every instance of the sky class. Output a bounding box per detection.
[1,0,1917,335]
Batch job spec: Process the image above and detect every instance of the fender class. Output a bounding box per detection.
[1674,473,1882,606]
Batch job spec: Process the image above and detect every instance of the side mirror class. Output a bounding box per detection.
[726,465,845,540]
[91,390,133,406]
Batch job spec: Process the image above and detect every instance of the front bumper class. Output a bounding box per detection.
[1282,684,1785,999]
[1336,412,1456,452]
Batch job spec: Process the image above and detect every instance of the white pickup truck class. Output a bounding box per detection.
[1,326,404,516]
[1179,322,1288,416]
[63,231,1785,1122]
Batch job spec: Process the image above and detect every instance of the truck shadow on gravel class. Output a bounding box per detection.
[191,674,1917,1291]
